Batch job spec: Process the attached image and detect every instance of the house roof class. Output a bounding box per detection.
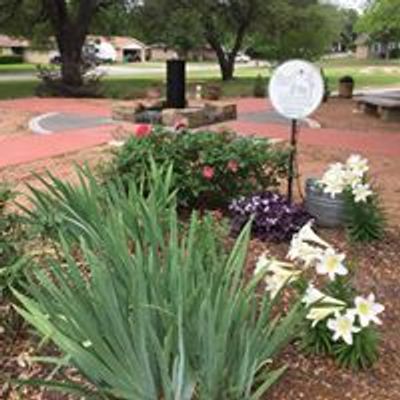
[355,33,370,46]
[89,35,147,50]
[0,35,29,48]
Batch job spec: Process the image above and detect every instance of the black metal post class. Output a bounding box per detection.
[288,119,298,204]
[166,59,186,109]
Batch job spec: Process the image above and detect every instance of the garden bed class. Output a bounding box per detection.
[1,228,399,400]
[1,127,400,400]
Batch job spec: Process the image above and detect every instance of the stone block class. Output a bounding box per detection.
[112,104,136,123]
[162,107,209,128]
[204,101,237,122]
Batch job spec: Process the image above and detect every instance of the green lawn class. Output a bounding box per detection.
[0,80,39,99]
[0,58,398,100]
[0,63,38,74]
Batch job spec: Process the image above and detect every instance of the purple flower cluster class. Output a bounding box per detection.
[229,192,312,242]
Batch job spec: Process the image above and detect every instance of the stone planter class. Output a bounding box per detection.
[305,178,346,228]
[204,84,222,100]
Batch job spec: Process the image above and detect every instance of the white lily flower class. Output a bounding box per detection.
[296,221,331,248]
[352,183,373,203]
[326,162,347,176]
[303,285,346,327]
[346,154,369,177]
[264,262,301,299]
[327,311,361,345]
[320,166,347,197]
[307,305,346,328]
[352,293,385,327]
[254,252,270,276]
[316,248,348,281]
[322,181,347,198]
[345,169,363,188]
[288,236,323,267]
[302,284,346,307]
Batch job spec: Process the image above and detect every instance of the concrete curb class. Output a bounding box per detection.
[29,112,59,135]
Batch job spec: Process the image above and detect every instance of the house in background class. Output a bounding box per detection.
[355,34,400,59]
[92,36,148,63]
[0,34,148,64]
[0,35,28,57]
[149,43,217,62]
[149,43,178,61]
[0,34,54,63]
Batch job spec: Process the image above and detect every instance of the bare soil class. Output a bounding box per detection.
[314,97,400,133]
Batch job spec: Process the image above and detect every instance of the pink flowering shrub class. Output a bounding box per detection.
[107,126,289,210]
[134,124,152,138]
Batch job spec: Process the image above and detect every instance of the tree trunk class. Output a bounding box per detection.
[207,37,235,81]
[221,61,235,81]
[60,42,83,87]
[205,23,247,81]
[45,0,98,90]
[217,52,235,81]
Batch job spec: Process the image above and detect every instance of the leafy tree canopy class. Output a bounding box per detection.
[356,0,400,42]
[249,0,342,62]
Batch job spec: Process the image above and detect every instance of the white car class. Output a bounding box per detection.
[235,52,251,63]
[95,41,117,64]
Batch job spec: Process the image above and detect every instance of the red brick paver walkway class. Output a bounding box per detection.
[0,97,399,170]
[0,98,119,168]
[225,98,400,158]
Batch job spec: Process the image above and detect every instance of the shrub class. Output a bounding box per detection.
[229,192,311,242]
[0,55,24,64]
[253,74,266,97]
[344,191,385,242]
[105,127,289,210]
[339,75,354,84]
[14,164,306,399]
[35,63,104,98]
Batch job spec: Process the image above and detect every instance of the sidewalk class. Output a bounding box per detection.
[0,97,399,170]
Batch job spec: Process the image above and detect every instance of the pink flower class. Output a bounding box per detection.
[202,166,215,180]
[134,124,152,138]
[227,160,239,173]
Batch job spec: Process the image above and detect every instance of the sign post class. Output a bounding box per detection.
[287,119,297,203]
[268,60,324,204]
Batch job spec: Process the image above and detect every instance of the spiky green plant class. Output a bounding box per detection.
[14,163,307,399]
[344,192,385,243]
[0,184,27,298]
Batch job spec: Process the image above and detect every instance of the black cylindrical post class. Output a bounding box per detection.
[288,119,298,204]
[166,59,186,109]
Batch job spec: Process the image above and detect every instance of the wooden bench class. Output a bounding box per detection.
[357,95,400,122]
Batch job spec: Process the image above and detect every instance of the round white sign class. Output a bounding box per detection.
[268,60,324,120]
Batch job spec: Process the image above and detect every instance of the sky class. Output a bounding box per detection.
[325,0,368,11]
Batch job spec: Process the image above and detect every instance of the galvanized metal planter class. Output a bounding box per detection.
[305,178,346,228]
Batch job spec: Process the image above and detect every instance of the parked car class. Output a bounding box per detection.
[94,41,117,64]
[235,52,251,63]
[49,41,117,66]
[49,51,61,65]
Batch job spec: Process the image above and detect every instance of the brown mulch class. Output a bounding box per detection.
[0,108,33,137]
[313,97,400,133]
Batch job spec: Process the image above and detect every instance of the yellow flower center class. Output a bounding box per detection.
[326,256,338,272]
[337,318,351,334]
[358,303,370,316]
